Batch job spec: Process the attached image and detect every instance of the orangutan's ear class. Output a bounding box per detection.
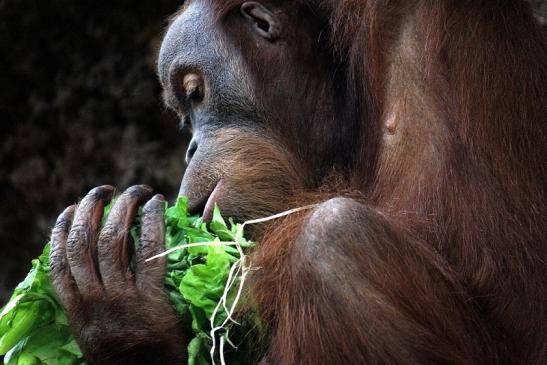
[240,1,281,41]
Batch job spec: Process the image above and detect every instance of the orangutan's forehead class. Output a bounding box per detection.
[208,0,246,18]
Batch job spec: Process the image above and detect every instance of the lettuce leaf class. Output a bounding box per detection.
[0,197,260,365]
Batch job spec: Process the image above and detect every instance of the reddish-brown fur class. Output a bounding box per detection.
[208,0,547,363]
[49,1,546,363]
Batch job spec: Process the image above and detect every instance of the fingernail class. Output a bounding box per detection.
[89,185,115,199]
[144,195,165,212]
[63,205,77,216]
[126,185,154,199]
[138,184,153,192]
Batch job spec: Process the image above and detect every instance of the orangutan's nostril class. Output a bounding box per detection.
[185,138,198,165]
[182,73,203,103]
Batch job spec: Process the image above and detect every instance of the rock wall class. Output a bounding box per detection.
[0,0,187,301]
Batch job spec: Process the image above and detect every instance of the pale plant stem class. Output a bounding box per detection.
[220,337,226,365]
[145,241,237,262]
[241,204,317,226]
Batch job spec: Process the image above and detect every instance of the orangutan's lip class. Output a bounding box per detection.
[202,179,225,222]
[186,194,208,216]
[186,181,217,215]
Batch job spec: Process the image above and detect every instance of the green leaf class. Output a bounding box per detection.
[209,204,234,241]
[187,334,210,365]
[0,196,260,365]
[21,325,81,364]
[166,196,189,228]
[180,243,232,319]
[15,351,39,365]
[0,302,41,355]
[186,227,215,245]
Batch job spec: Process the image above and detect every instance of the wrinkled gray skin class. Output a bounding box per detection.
[158,1,258,131]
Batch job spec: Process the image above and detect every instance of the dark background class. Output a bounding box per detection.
[0,0,188,302]
[0,1,546,303]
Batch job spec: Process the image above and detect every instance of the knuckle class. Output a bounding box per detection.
[67,224,90,248]
[138,238,163,256]
[69,223,89,238]
[53,216,71,233]
[139,236,158,247]
[101,224,127,246]
[49,251,68,274]
[139,227,164,250]
[99,221,118,240]
[49,245,66,262]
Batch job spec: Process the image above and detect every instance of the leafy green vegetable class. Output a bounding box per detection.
[0,197,262,365]
[0,244,80,365]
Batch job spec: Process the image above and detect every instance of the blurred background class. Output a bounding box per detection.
[0,0,188,302]
[0,0,546,303]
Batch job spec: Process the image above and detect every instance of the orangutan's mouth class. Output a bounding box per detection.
[187,179,225,222]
